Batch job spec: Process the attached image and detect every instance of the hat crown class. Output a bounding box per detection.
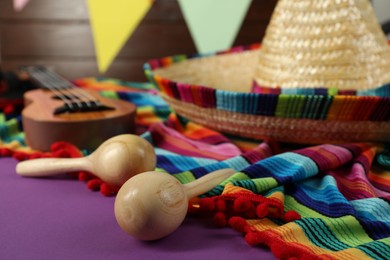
[254,0,390,91]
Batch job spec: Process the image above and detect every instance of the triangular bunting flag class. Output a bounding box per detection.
[178,0,252,53]
[13,0,30,11]
[87,0,153,73]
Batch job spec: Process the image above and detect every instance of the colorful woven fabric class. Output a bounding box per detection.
[1,78,390,259]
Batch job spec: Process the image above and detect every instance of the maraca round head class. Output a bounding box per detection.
[114,171,188,241]
[90,135,156,186]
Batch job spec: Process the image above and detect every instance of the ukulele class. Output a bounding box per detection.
[20,66,136,151]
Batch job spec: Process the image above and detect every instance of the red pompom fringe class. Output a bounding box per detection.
[245,231,264,246]
[188,191,302,258]
[189,192,300,226]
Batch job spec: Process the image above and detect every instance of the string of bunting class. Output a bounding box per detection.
[12,0,253,74]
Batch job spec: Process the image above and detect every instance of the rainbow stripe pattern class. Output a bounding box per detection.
[1,78,390,259]
[144,45,390,122]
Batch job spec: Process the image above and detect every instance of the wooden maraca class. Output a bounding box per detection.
[16,134,156,187]
[114,168,235,241]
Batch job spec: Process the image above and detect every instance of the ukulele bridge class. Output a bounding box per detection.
[54,101,115,115]
[20,66,116,115]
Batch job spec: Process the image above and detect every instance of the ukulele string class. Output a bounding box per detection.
[30,70,77,110]
[43,70,100,108]
[66,87,100,107]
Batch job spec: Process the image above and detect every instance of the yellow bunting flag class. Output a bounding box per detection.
[87,0,153,73]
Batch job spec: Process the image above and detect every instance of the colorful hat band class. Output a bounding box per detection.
[144,45,390,123]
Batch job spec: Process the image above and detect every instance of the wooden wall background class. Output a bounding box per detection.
[0,0,276,82]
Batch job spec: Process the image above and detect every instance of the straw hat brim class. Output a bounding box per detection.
[144,45,390,144]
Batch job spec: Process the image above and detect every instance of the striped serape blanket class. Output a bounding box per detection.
[1,78,390,260]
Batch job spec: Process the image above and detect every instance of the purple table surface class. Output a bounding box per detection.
[0,157,275,260]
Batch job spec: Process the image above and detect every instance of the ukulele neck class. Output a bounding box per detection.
[21,66,114,115]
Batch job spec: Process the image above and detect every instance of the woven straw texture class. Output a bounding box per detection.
[144,0,390,144]
[163,95,390,144]
[255,0,390,90]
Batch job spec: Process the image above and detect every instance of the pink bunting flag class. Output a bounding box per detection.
[13,0,30,11]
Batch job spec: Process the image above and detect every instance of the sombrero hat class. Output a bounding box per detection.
[144,0,390,144]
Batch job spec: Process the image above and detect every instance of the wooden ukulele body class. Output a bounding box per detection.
[22,88,136,151]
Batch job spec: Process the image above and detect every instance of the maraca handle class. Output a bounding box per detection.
[16,157,90,177]
[184,168,235,198]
